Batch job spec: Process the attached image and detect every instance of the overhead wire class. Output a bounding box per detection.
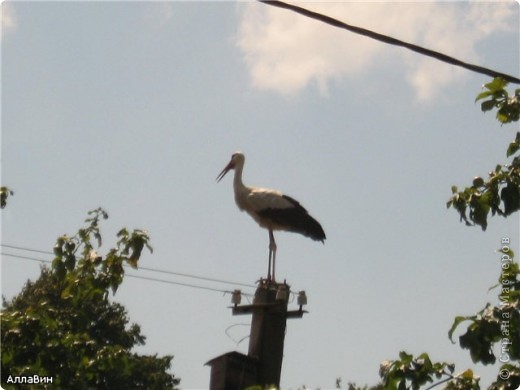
[124,273,244,295]
[1,243,256,289]
[258,0,520,84]
[1,252,50,263]
[2,243,53,255]
[137,265,256,289]
[2,243,306,299]
[1,251,255,296]
[1,244,257,296]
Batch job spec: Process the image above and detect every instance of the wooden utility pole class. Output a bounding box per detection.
[206,279,306,389]
[243,280,291,386]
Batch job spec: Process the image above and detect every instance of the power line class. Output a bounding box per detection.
[1,243,257,289]
[1,252,49,263]
[138,265,256,289]
[2,245,304,299]
[1,251,256,296]
[2,244,306,297]
[2,243,53,255]
[124,273,241,295]
[258,0,520,84]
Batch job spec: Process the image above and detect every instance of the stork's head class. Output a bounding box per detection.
[216,152,244,182]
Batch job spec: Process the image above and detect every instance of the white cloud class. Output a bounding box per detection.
[1,2,17,41]
[236,2,517,100]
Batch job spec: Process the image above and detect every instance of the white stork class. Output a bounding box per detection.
[216,152,326,281]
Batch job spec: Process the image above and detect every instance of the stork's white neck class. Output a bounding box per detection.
[232,160,251,212]
[233,161,246,191]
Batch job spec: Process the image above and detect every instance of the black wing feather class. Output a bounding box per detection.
[258,195,326,242]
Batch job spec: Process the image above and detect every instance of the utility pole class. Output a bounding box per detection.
[206,279,306,389]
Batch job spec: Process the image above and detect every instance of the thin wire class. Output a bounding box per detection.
[2,243,53,255]
[137,265,257,289]
[225,323,251,346]
[1,252,255,296]
[1,243,257,289]
[1,252,49,263]
[2,245,303,297]
[259,0,520,84]
[124,273,234,294]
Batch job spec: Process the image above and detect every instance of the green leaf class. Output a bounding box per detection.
[475,90,493,102]
[484,77,508,92]
[501,183,520,215]
[469,195,490,230]
[53,244,63,256]
[497,111,509,123]
[449,316,471,343]
[481,99,496,112]
[497,247,515,258]
[65,254,76,271]
[460,368,474,379]
[0,186,14,209]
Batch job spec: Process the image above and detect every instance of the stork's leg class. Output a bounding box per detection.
[269,229,277,282]
[267,248,272,282]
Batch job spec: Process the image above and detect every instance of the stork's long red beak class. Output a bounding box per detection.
[216,161,234,182]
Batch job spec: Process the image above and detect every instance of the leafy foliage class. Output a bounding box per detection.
[0,186,14,209]
[1,208,179,389]
[374,79,520,390]
[376,249,519,390]
[446,158,520,231]
[448,288,519,365]
[489,364,520,390]
[475,78,520,124]
[441,79,520,387]
[448,249,519,389]
[346,384,384,390]
[379,352,479,390]
[447,79,520,230]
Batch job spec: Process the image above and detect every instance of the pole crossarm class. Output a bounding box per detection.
[258,0,520,84]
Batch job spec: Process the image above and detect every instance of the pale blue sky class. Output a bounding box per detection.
[1,1,519,389]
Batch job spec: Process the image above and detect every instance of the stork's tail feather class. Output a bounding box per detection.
[302,215,326,242]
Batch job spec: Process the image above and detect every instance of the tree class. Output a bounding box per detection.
[447,78,520,230]
[379,352,480,390]
[1,208,180,389]
[376,80,520,390]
